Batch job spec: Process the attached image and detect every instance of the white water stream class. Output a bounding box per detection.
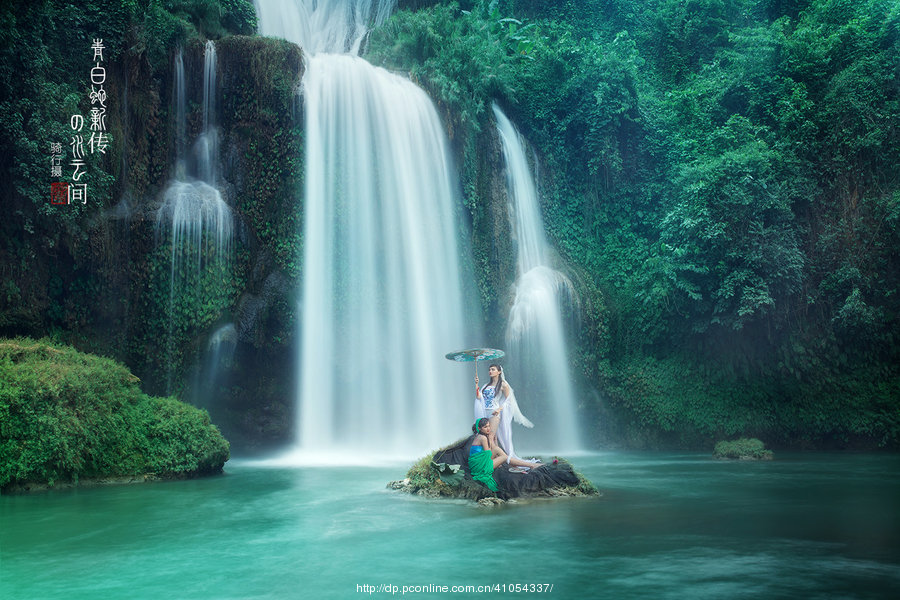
[494,104,581,452]
[256,0,473,458]
[158,43,232,281]
[158,44,232,270]
[157,43,233,392]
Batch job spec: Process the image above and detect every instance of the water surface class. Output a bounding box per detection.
[2,452,898,599]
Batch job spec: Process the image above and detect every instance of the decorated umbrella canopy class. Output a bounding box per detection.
[445,347,505,382]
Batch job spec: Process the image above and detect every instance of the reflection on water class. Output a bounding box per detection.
[2,453,899,599]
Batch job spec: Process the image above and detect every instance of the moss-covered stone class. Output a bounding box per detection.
[0,338,230,493]
[387,439,599,504]
[713,438,774,460]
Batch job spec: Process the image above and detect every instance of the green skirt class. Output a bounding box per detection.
[468,449,498,492]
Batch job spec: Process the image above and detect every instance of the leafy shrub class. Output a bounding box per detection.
[713,438,773,460]
[0,338,229,490]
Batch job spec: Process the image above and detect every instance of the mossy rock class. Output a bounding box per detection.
[387,439,599,504]
[713,438,774,460]
[0,338,230,493]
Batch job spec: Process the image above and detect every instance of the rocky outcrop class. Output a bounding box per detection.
[387,438,599,505]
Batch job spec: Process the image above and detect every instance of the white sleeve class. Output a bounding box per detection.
[473,396,487,421]
[507,389,534,428]
[497,401,516,462]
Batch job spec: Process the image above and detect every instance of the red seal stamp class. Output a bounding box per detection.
[50,182,69,205]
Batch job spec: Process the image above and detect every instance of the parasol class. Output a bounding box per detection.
[445,347,505,382]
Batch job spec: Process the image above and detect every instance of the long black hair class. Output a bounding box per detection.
[472,417,488,434]
[480,363,505,399]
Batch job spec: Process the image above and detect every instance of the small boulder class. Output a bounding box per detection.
[713,438,774,460]
[477,497,506,507]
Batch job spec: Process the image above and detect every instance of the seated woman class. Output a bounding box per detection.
[468,418,541,492]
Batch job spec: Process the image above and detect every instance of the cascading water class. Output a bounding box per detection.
[174,50,186,178]
[493,104,581,453]
[255,0,473,459]
[194,322,237,410]
[255,0,394,55]
[157,44,234,392]
[196,40,219,184]
[158,43,232,282]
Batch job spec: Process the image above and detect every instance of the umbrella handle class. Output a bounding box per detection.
[473,351,483,394]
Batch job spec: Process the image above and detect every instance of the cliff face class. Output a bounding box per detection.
[126,36,306,450]
[0,24,306,450]
[448,101,517,344]
[0,4,537,452]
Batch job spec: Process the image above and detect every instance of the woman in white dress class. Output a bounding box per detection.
[474,364,537,465]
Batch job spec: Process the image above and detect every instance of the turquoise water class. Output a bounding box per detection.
[2,452,899,599]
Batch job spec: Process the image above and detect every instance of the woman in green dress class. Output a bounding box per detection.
[468,418,540,491]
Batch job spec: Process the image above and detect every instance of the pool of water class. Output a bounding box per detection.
[2,452,899,599]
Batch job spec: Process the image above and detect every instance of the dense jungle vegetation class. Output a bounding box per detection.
[1,0,897,454]
[368,0,900,448]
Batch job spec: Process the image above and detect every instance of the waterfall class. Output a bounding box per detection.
[255,0,394,55]
[157,43,234,392]
[174,50,187,179]
[257,0,472,461]
[493,104,582,452]
[194,323,237,410]
[157,42,233,282]
[202,41,217,133]
[158,42,232,280]
[196,40,219,184]
[256,0,473,459]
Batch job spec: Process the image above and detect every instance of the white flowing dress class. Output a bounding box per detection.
[473,383,534,463]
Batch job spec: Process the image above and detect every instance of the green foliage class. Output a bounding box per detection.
[218,35,305,278]
[646,0,732,82]
[598,353,900,448]
[221,0,258,35]
[657,115,805,330]
[406,448,444,490]
[145,395,230,474]
[0,338,229,490]
[518,25,644,188]
[366,1,533,128]
[131,237,240,394]
[143,0,260,63]
[369,0,900,448]
[598,355,763,443]
[713,437,773,460]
